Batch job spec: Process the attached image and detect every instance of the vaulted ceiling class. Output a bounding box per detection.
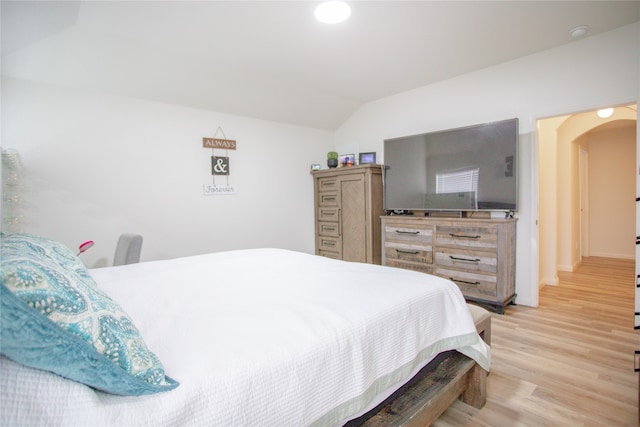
[2,1,639,130]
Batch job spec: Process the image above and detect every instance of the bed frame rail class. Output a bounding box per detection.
[346,351,486,427]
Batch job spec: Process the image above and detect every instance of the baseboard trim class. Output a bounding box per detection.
[540,276,559,286]
[586,252,635,260]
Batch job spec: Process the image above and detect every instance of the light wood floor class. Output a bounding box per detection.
[435,257,639,426]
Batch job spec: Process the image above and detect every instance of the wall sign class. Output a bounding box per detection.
[212,156,229,175]
[203,127,236,195]
[203,138,237,150]
[203,184,236,195]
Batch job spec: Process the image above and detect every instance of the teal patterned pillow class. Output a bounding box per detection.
[0,233,178,395]
[1,232,97,294]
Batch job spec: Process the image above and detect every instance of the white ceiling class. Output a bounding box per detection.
[2,1,639,130]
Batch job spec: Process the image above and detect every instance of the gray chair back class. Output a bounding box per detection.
[114,233,143,266]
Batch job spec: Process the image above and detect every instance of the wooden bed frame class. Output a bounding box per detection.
[346,351,487,426]
[346,304,490,426]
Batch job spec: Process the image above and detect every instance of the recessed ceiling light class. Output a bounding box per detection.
[315,1,351,24]
[570,25,589,38]
[597,108,614,118]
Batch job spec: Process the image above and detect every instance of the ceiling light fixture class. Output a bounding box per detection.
[597,108,614,118]
[570,25,589,38]
[315,1,351,24]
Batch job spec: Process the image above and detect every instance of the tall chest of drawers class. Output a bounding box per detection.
[382,216,517,313]
[312,165,383,264]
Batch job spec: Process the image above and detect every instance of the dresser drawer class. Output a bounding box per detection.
[434,247,496,273]
[318,250,341,260]
[435,225,497,249]
[384,223,434,245]
[436,267,497,299]
[385,242,433,264]
[318,177,339,191]
[386,259,433,275]
[318,222,339,237]
[318,236,341,255]
[318,191,339,206]
[318,207,340,222]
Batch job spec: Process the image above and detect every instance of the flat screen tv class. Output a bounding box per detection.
[383,118,518,212]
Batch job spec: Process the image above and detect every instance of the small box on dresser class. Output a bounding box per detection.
[382,216,517,313]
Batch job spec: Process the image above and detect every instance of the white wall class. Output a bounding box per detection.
[2,78,333,267]
[556,126,582,271]
[537,115,567,286]
[588,126,636,259]
[334,23,640,307]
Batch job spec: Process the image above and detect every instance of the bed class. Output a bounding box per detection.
[0,233,490,426]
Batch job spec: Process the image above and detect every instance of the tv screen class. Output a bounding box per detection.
[383,118,518,212]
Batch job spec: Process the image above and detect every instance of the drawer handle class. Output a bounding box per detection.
[323,182,336,187]
[323,241,336,247]
[449,256,480,263]
[324,196,336,202]
[450,233,480,239]
[396,230,420,235]
[324,226,336,232]
[396,249,420,255]
[450,278,481,286]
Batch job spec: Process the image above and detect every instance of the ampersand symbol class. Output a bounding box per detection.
[213,158,227,173]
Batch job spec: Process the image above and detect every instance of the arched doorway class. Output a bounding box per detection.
[538,104,637,287]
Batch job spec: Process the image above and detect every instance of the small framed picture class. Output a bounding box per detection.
[339,154,355,167]
[359,152,376,164]
[311,163,321,171]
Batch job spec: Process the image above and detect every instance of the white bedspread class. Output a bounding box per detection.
[1,248,490,426]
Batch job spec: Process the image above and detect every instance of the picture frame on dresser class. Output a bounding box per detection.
[359,152,376,164]
[338,153,355,167]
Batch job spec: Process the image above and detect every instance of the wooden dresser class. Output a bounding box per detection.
[312,165,383,264]
[382,215,517,313]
